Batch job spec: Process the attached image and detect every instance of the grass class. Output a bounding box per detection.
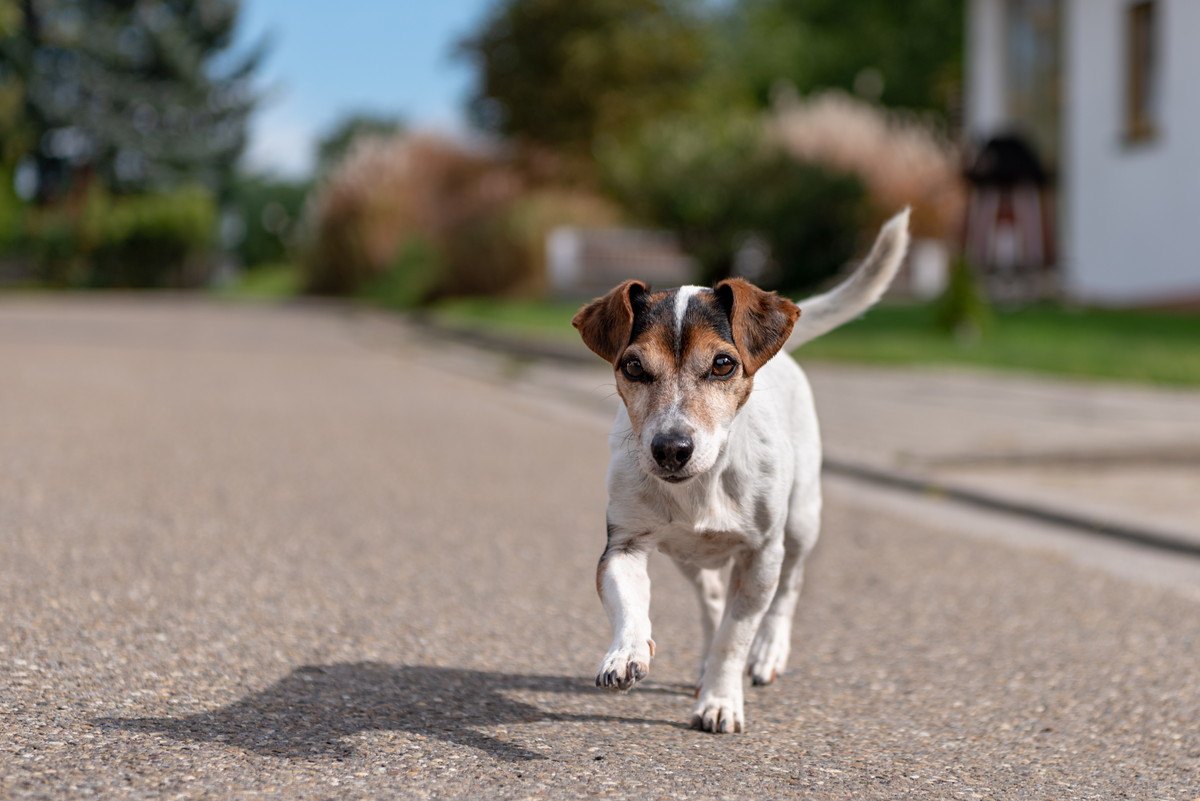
[433,297,584,339]
[431,297,1200,387]
[216,263,302,300]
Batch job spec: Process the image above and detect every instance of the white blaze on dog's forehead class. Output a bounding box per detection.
[673,285,706,335]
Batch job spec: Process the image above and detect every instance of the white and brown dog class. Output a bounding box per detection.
[572,210,910,733]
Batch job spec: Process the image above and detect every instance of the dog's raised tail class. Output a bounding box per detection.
[785,207,911,350]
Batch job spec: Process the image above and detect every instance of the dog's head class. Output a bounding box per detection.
[573,279,799,483]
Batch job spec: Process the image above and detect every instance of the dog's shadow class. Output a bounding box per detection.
[95,662,690,762]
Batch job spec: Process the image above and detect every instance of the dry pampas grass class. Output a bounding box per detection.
[303,132,619,298]
[304,133,523,294]
[770,91,965,240]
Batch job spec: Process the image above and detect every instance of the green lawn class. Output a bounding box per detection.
[215,263,302,300]
[431,297,1200,387]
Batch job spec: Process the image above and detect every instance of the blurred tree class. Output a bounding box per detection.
[600,111,865,290]
[720,0,963,121]
[226,173,308,269]
[1,0,264,202]
[315,112,404,175]
[0,0,28,169]
[457,0,707,152]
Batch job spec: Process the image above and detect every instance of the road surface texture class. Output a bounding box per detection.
[2,297,1199,800]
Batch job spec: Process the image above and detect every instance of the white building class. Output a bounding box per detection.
[967,0,1200,306]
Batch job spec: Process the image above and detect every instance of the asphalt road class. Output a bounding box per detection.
[2,297,1199,800]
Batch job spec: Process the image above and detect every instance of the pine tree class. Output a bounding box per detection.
[1,0,264,201]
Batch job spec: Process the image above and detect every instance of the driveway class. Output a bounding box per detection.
[2,297,1198,799]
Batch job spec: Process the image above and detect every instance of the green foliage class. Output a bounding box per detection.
[0,166,21,248]
[19,186,215,287]
[600,111,865,290]
[934,258,994,341]
[218,263,302,300]
[357,238,443,310]
[432,297,584,340]
[227,175,310,269]
[718,0,964,120]
[4,0,262,198]
[456,0,963,161]
[457,0,707,151]
[316,113,405,175]
[22,205,80,284]
[739,157,868,293]
[86,187,216,287]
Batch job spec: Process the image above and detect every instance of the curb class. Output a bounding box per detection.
[414,313,1200,559]
[823,458,1200,558]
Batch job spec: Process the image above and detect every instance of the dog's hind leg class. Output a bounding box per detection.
[748,494,820,686]
[671,558,726,692]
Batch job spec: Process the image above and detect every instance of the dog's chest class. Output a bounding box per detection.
[657,525,751,567]
[651,483,762,565]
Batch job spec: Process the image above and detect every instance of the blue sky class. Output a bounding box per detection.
[236,0,495,178]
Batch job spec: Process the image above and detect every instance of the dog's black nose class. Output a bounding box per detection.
[651,432,694,471]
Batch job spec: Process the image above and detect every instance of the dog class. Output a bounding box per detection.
[571,209,910,733]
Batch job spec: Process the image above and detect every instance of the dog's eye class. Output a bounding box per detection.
[621,358,648,381]
[711,354,737,378]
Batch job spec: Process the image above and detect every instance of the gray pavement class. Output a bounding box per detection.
[2,296,1200,800]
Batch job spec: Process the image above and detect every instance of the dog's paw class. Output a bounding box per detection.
[691,692,745,734]
[595,640,653,691]
[748,616,791,686]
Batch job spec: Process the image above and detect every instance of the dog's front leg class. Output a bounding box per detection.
[595,541,654,691]
[693,541,783,733]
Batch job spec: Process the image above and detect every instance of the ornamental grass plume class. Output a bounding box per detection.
[302,132,620,299]
[302,133,522,296]
[769,90,965,241]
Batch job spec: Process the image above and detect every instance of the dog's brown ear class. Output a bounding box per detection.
[572,280,649,363]
[714,278,801,375]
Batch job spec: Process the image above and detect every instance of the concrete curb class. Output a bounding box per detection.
[824,458,1200,558]
[413,312,1200,559]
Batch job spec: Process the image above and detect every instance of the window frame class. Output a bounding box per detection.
[1125,0,1160,144]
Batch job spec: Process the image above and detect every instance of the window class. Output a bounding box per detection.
[1004,0,1061,169]
[1126,0,1159,142]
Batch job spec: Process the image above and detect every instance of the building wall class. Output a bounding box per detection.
[967,0,1200,304]
[966,0,1008,138]
[1063,0,1200,304]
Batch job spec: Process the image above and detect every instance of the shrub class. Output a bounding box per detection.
[84,186,216,287]
[0,170,22,251]
[226,175,310,270]
[440,188,622,297]
[357,236,443,309]
[302,134,522,299]
[23,207,82,286]
[769,90,965,240]
[17,185,215,287]
[302,133,622,301]
[738,154,867,293]
[599,111,866,291]
[935,257,993,341]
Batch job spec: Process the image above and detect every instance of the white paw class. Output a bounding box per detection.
[691,691,745,734]
[748,616,791,686]
[595,639,653,691]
